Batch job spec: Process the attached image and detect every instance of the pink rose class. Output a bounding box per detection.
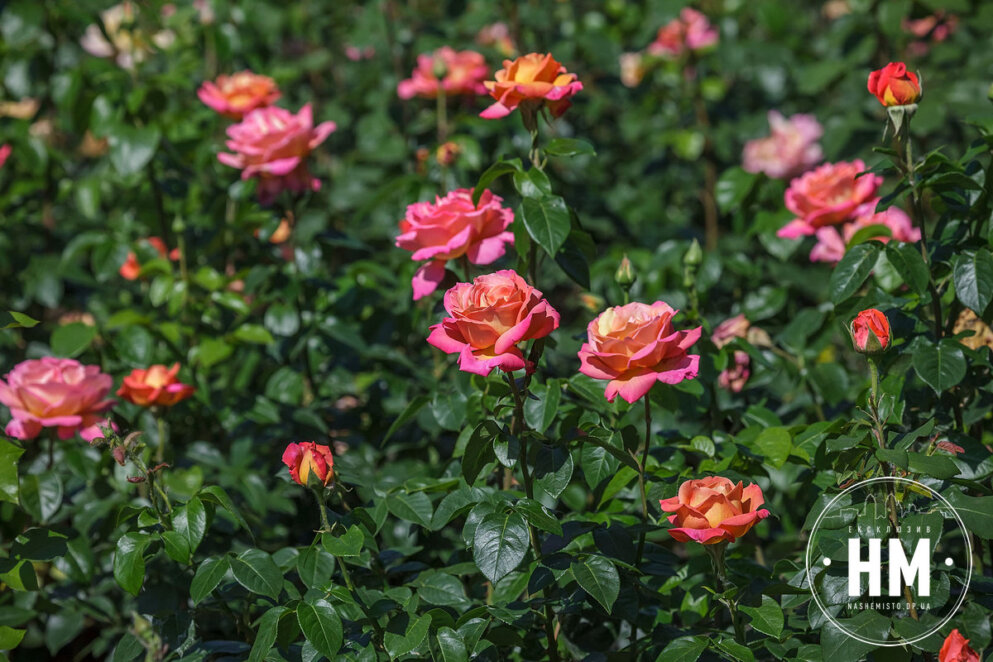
[0,358,116,442]
[396,189,515,300]
[397,47,489,99]
[217,104,336,205]
[778,160,883,239]
[0,144,9,169]
[718,351,750,393]
[578,302,701,403]
[742,111,823,180]
[647,8,718,58]
[809,206,920,264]
[660,476,770,544]
[427,270,560,376]
[198,71,280,120]
[711,313,750,349]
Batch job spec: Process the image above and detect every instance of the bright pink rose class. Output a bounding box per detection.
[0,144,9,169]
[647,8,718,58]
[397,47,489,99]
[578,302,701,403]
[427,270,559,376]
[198,71,280,120]
[778,160,883,239]
[217,104,336,205]
[743,111,823,180]
[0,358,116,442]
[718,351,750,393]
[660,476,770,544]
[396,189,515,300]
[809,206,920,263]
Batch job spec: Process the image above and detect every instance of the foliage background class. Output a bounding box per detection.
[1,0,992,660]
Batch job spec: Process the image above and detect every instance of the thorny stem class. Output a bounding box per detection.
[706,542,745,644]
[634,396,652,569]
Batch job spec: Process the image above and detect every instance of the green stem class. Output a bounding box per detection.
[707,542,744,644]
[868,358,879,408]
[156,414,167,464]
[459,255,471,283]
[313,489,331,532]
[634,396,652,569]
[436,84,448,142]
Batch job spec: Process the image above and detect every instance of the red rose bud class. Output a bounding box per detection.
[282,442,335,488]
[851,308,890,354]
[867,62,921,107]
[939,629,980,662]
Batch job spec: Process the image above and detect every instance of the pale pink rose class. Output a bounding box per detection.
[476,22,516,57]
[904,12,957,56]
[397,47,489,99]
[218,104,336,205]
[778,160,883,239]
[0,144,9,169]
[809,205,920,263]
[396,189,515,300]
[647,8,718,58]
[743,111,823,180]
[711,314,750,349]
[578,302,701,403]
[718,351,750,392]
[427,270,560,376]
[80,2,175,70]
[0,358,116,442]
[198,71,280,120]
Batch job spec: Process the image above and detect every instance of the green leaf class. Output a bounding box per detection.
[248,606,287,662]
[520,196,571,257]
[0,439,25,505]
[846,223,892,249]
[161,531,191,565]
[386,491,433,527]
[829,242,880,303]
[11,528,67,561]
[515,499,563,536]
[739,595,784,637]
[912,339,967,393]
[0,626,26,650]
[296,599,343,660]
[435,627,468,662]
[297,543,335,589]
[461,420,498,484]
[382,395,428,444]
[907,452,959,479]
[943,490,993,539]
[754,426,792,469]
[20,472,63,522]
[174,497,207,561]
[113,532,151,596]
[884,242,929,294]
[198,485,251,537]
[953,249,993,314]
[715,167,757,214]
[232,324,275,345]
[321,525,364,557]
[417,573,471,608]
[544,138,596,157]
[50,323,97,358]
[231,548,283,601]
[384,613,431,658]
[473,511,529,583]
[656,636,707,662]
[513,168,552,199]
[533,444,574,500]
[108,126,160,177]
[472,159,522,205]
[571,555,620,612]
[4,311,39,329]
[580,443,619,490]
[191,556,230,605]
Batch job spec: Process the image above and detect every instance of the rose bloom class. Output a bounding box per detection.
[282,442,335,487]
[711,313,749,349]
[476,22,516,57]
[647,8,718,58]
[778,160,883,239]
[0,144,10,169]
[578,301,701,404]
[218,104,336,205]
[939,629,980,662]
[868,62,922,107]
[80,2,175,70]
[743,111,823,180]
[809,206,920,264]
[619,52,646,88]
[120,236,180,280]
[904,12,957,56]
[851,308,890,354]
[397,47,489,100]
[118,363,195,407]
[198,71,281,120]
[396,189,515,300]
[718,351,750,393]
[0,358,116,442]
[659,476,770,544]
[427,270,560,376]
[480,53,583,120]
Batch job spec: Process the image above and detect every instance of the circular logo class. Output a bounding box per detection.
[804,477,972,646]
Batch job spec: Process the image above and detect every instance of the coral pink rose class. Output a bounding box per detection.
[396,189,515,300]
[939,629,980,662]
[809,206,920,263]
[480,53,583,120]
[647,8,718,58]
[0,358,116,442]
[117,363,195,407]
[711,313,750,349]
[218,104,336,205]
[578,302,701,403]
[743,111,823,180]
[868,62,922,107]
[0,144,10,169]
[778,160,882,239]
[659,476,770,544]
[397,47,489,99]
[198,71,280,120]
[427,270,560,376]
[282,441,335,487]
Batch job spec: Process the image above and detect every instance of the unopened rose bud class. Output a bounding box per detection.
[436,141,460,166]
[683,239,703,267]
[127,476,146,483]
[850,308,890,354]
[112,446,127,466]
[615,254,636,290]
[432,57,448,80]
[867,62,922,107]
[282,442,335,488]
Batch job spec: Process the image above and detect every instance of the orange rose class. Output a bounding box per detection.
[659,476,770,544]
[480,53,582,120]
[867,62,921,107]
[850,308,890,354]
[198,71,281,120]
[282,442,334,488]
[117,363,195,407]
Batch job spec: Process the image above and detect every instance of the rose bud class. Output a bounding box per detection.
[282,442,335,489]
[867,62,922,107]
[850,308,890,354]
[614,255,636,290]
[659,476,770,544]
[939,629,980,662]
[117,364,196,407]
